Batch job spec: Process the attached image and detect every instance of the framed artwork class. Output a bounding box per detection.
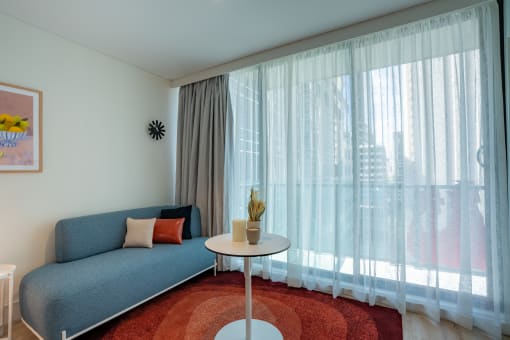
[0,82,42,172]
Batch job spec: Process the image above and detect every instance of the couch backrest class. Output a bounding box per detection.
[55,205,202,263]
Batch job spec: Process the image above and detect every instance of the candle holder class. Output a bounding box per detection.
[232,219,247,242]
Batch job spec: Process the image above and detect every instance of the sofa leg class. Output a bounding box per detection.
[61,330,67,340]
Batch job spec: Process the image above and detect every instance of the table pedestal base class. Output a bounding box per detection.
[215,319,283,340]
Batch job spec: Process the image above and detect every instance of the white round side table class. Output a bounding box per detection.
[0,264,15,340]
[205,233,290,340]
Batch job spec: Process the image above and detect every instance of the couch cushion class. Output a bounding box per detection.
[190,206,202,237]
[20,237,215,340]
[160,205,192,239]
[153,218,184,244]
[123,217,156,248]
[55,206,203,263]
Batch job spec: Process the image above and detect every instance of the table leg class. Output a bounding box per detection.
[244,257,252,340]
[215,256,282,340]
[8,273,13,340]
[0,279,3,337]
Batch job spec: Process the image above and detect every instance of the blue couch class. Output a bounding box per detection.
[19,205,216,340]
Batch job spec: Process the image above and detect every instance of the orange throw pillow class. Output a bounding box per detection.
[153,218,185,244]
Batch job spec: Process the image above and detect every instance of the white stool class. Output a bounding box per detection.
[0,265,15,340]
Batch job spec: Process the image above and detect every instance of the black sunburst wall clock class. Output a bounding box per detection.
[148,120,166,140]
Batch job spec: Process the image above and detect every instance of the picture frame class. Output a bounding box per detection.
[0,82,42,172]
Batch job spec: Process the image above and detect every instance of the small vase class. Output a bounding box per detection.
[246,220,261,245]
[246,227,261,245]
[246,221,260,229]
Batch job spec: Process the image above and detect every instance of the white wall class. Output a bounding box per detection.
[0,13,176,317]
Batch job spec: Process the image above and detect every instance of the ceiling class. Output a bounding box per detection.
[0,0,431,81]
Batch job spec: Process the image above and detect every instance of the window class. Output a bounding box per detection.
[225,2,507,335]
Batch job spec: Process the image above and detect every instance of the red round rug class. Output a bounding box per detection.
[94,272,402,340]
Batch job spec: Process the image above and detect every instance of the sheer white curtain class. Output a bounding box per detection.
[225,1,508,336]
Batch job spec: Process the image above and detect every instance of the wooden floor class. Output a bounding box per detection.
[6,313,508,340]
[402,313,508,340]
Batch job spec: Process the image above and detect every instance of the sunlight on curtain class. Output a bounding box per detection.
[224,1,508,336]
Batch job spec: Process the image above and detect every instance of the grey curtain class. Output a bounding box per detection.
[175,75,228,237]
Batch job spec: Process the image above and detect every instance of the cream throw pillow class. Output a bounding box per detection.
[123,217,156,248]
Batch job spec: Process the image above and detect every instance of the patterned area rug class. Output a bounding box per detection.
[83,272,402,339]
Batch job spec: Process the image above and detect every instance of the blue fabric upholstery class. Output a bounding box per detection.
[55,206,203,263]
[190,206,202,237]
[21,205,213,339]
